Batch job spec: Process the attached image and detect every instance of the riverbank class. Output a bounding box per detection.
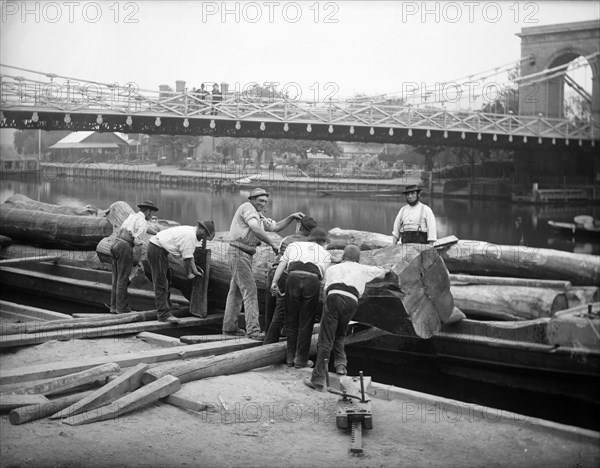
[1,337,598,468]
[33,162,422,193]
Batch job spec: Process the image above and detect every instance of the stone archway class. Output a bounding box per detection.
[518,20,599,118]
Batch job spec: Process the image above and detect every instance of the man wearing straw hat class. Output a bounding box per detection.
[392,184,437,245]
[110,200,159,314]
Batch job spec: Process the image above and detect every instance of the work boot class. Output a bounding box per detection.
[303,377,324,392]
[247,331,266,341]
[335,365,347,376]
[158,314,180,324]
[223,328,245,336]
[295,360,314,369]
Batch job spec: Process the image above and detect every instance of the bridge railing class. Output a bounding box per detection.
[1,73,598,141]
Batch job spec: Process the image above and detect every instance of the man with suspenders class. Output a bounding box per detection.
[392,184,437,245]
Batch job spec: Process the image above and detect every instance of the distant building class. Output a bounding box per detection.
[48,132,141,163]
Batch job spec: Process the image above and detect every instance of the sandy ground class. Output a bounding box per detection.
[1,337,599,468]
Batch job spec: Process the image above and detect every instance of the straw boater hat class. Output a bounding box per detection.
[402,184,422,194]
[197,220,216,240]
[248,188,269,199]
[137,200,159,211]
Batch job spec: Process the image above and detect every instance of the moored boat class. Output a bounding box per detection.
[548,215,600,238]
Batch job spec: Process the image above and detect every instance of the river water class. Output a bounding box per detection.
[1,176,599,430]
[1,177,599,254]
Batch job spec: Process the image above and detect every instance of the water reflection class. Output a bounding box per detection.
[1,179,598,254]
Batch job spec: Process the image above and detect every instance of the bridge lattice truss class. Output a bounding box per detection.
[0,70,597,149]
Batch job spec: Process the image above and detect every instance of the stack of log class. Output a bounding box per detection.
[1,196,599,324]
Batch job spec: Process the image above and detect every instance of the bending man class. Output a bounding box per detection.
[148,221,215,322]
[305,245,387,391]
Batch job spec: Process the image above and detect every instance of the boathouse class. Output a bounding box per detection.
[48,132,141,163]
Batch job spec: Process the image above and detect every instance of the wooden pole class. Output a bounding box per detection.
[9,391,94,425]
[1,394,49,413]
[0,255,61,266]
[63,375,181,426]
[449,274,572,290]
[10,363,121,396]
[50,363,149,419]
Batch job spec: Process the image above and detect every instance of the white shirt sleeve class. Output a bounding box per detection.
[392,207,404,242]
[424,206,437,241]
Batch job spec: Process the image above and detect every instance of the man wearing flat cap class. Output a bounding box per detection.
[392,184,437,245]
[148,221,215,323]
[110,200,159,314]
[223,187,304,340]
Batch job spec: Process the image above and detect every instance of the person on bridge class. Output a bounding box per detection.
[210,83,222,115]
[110,200,159,314]
[304,244,388,391]
[392,184,437,245]
[270,227,332,368]
[147,221,215,323]
[263,215,319,345]
[223,188,304,340]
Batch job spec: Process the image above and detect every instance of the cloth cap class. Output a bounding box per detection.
[402,184,422,194]
[308,227,329,243]
[248,188,270,199]
[300,216,318,232]
[197,220,216,240]
[137,200,159,212]
[342,245,361,262]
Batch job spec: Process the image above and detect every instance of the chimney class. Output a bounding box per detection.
[175,80,186,93]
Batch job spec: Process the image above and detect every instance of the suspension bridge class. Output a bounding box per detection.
[1,21,598,151]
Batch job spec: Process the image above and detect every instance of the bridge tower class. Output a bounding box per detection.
[517,20,600,119]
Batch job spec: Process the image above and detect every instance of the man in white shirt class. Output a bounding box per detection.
[271,227,332,368]
[110,200,159,314]
[392,184,437,245]
[148,220,215,322]
[305,245,388,391]
[222,188,304,340]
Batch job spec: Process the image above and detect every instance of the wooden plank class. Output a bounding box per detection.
[0,315,223,349]
[50,363,149,419]
[1,312,145,336]
[0,394,49,413]
[137,332,183,347]
[0,255,61,266]
[9,363,121,396]
[163,393,218,413]
[0,328,258,386]
[0,301,72,321]
[449,274,572,290]
[142,326,331,384]
[179,334,246,344]
[9,391,93,425]
[72,313,113,319]
[63,375,181,425]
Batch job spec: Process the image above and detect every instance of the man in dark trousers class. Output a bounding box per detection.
[392,184,437,245]
[110,200,159,314]
[147,221,215,322]
[271,227,332,368]
[263,216,318,344]
[305,245,387,391]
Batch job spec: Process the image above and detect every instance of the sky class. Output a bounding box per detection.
[1,0,598,145]
[1,1,598,96]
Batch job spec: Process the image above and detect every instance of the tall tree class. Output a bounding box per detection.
[13,130,71,156]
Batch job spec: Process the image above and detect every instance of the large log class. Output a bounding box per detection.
[328,227,392,250]
[450,285,569,321]
[4,194,100,216]
[0,206,112,250]
[0,244,107,270]
[327,228,600,287]
[449,274,572,290]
